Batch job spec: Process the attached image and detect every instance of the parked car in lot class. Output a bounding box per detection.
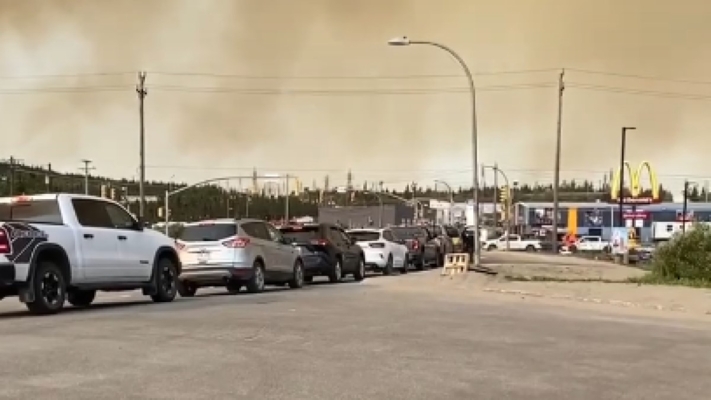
[483,234,542,252]
[176,218,306,296]
[347,228,409,275]
[279,223,366,283]
[390,226,437,269]
[568,235,611,253]
[0,193,180,315]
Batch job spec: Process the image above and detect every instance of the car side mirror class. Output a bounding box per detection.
[132,219,144,231]
[350,237,357,245]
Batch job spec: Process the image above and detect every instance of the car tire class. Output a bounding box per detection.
[353,256,366,282]
[289,260,305,289]
[487,245,497,251]
[435,250,444,268]
[67,289,96,307]
[400,255,409,274]
[226,282,242,294]
[246,261,266,293]
[178,282,198,297]
[25,260,67,315]
[525,245,536,252]
[150,257,178,303]
[415,258,425,271]
[328,258,343,283]
[383,255,394,276]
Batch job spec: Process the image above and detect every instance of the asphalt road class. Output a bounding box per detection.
[0,270,709,400]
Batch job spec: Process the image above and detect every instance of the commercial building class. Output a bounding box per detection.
[516,201,711,242]
[317,204,424,228]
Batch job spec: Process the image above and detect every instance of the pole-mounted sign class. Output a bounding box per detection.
[610,161,661,205]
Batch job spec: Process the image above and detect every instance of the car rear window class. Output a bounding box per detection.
[179,223,237,242]
[0,199,63,224]
[445,227,460,237]
[391,227,424,239]
[348,231,380,242]
[279,226,320,242]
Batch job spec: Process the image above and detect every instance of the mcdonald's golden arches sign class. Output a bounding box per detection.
[609,161,661,204]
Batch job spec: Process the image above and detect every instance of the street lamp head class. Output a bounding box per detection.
[623,127,637,131]
[387,36,411,46]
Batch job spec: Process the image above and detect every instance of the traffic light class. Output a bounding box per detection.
[157,207,164,218]
[110,187,116,200]
[100,184,108,198]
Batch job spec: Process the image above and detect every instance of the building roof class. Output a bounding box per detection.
[517,201,711,211]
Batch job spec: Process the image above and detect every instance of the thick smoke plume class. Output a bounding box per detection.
[1,0,710,189]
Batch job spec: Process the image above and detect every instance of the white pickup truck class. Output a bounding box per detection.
[569,235,611,253]
[483,234,542,252]
[0,193,181,315]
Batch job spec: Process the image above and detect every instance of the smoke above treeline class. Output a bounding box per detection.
[2,0,711,189]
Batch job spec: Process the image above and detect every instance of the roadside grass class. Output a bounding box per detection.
[628,273,711,289]
[503,275,631,284]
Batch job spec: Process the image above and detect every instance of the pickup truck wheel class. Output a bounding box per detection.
[353,256,366,282]
[383,255,394,276]
[328,259,343,283]
[67,290,96,307]
[399,256,409,274]
[150,257,178,303]
[226,282,242,294]
[26,261,67,315]
[246,262,265,293]
[178,282,198,297]
[288,260,305,289]
[525,245,536,252]
[415,257,425,271]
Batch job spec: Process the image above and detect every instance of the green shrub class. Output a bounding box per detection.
[652,223,711,282]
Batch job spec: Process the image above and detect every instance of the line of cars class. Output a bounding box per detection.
[175,221,459,296]
[0,191,463,315]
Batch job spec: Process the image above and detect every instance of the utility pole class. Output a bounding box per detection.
[493,162,498,228]
[79,159,95,195]
[551,69,565,254]
[346,169,353,206]
[136,71,148,219]
[252,168,258,194]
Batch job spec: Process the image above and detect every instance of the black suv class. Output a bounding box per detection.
[279,223,366,283]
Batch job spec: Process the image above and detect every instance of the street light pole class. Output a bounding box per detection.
[434,180,454,225]
[618,127,636,228]
[682,180,697,235]
[389,36,480,267]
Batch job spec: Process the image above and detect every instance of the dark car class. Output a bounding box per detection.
[461,226,477,257]
[279,223,366,283]
[390,226,437,270]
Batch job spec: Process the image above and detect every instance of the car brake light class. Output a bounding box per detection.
[311,239,329,246]
[0,228,10,254]
[369,243,385,248]
[412,240,420,250]
[222,237,250,248]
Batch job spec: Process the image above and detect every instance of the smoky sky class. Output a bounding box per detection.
[2,0,711,190]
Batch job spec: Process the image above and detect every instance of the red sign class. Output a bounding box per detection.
[623,210,649,220]
[676,211,694,222]
[619,196,661,205]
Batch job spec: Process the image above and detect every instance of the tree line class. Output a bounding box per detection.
[0,160,680,223]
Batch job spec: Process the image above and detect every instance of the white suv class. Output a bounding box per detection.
[176,219,305,296]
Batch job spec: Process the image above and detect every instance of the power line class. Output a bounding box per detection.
[0,85,132,95]
[567,82,711,101]
[149,82,556,96]
[0,71,135,80]
[147,68,560,81]
[567,68,711,86]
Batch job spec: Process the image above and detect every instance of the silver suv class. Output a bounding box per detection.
[176,218,305,296]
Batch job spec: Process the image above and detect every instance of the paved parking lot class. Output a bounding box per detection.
[0,271,710,400]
